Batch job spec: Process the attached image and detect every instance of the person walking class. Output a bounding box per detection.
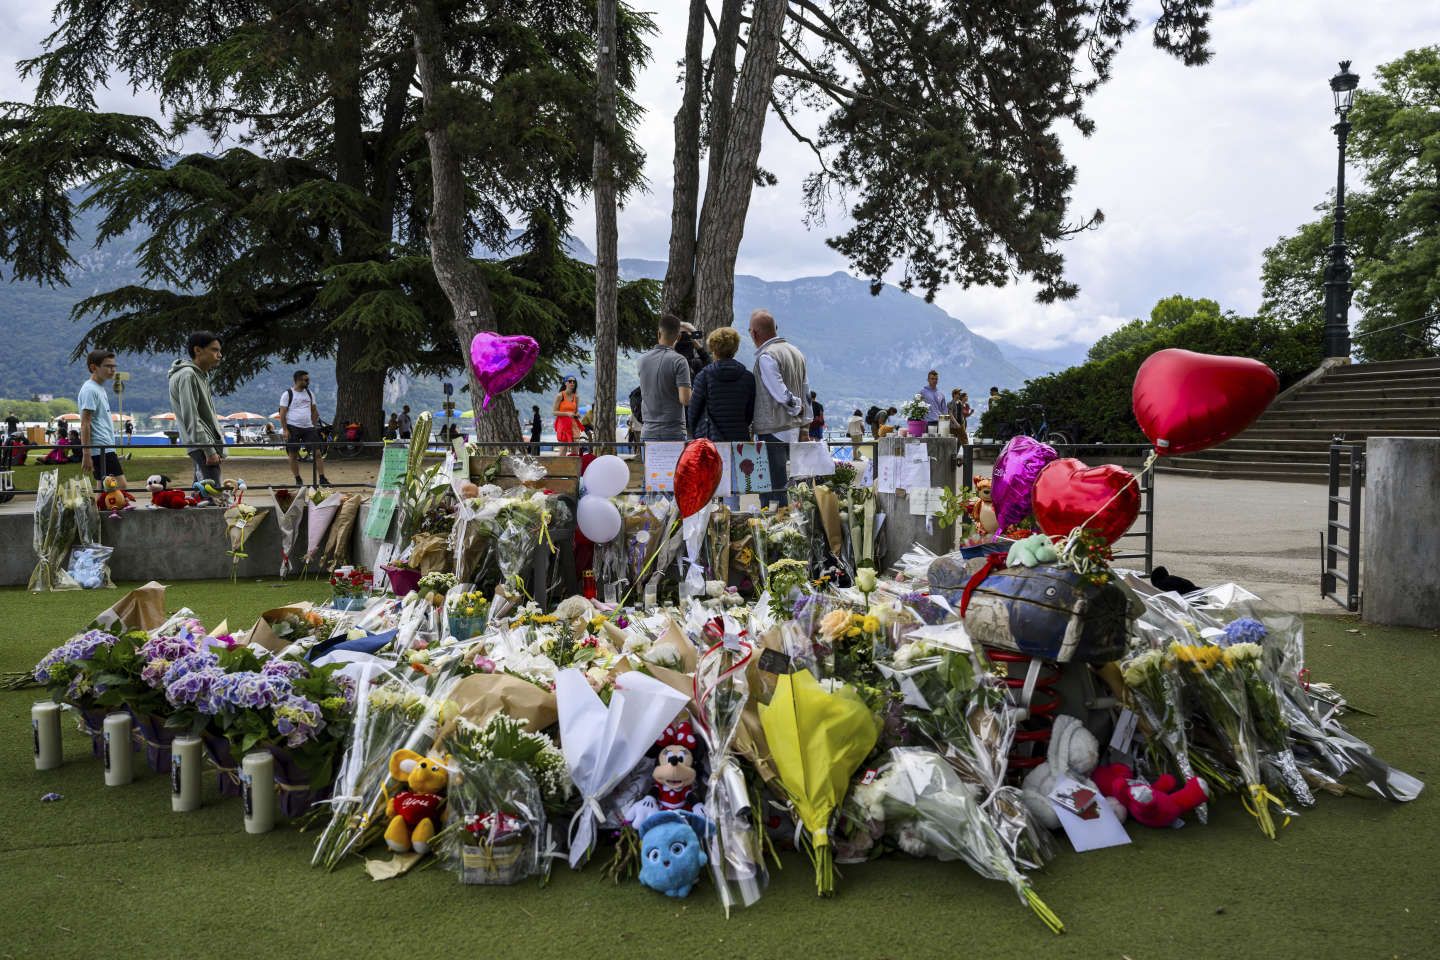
[687,327,755,442]
[123,418,133,445]
[748,308,810,507]
[398,405,413,440]
[807,392,825,441]
[77,349,126,491]
[637,315,692,442]
[168,332,227,493]
[920,370,947,428]
[529,405,542,452]
[553,377,582,445]
[279,369,331,487]
[949,388,973,444]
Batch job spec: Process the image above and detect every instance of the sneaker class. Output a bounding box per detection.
[319,475,332,486]
[294,476,303,487]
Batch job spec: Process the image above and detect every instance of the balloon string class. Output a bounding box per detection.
[1054,450,1157,574]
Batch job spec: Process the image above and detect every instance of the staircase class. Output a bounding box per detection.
[1156,357,1440,482]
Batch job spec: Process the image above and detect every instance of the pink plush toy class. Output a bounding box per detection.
[1093,763,1208,828]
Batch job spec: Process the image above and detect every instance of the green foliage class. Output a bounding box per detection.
[0,397,76,421]
[1260,47,1440,362]
[981,298,1322,443]
[1087,295,1221,362]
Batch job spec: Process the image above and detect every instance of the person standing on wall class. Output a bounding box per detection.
[168,332,227,493]
[637,315,692,443]
[748,308,811,508]
[398,405,413,440]
[279,369,331,487]
[78,349,126,492]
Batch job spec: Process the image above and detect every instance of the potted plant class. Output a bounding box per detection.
[447,589,490,640]
[328,566,373,611]
[900,395,930,437]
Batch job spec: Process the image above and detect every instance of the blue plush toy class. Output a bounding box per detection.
[637,811,709,898]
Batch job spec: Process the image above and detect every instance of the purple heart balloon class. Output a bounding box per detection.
[469,332,540,409]
[991,435,1057,533]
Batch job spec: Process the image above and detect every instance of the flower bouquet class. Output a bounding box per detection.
[28,471,99,592]
[329,567,374,611]
[312,679,457,870]
[759,670,878,896]
[447,590,490,641]
[856,747,1064,933]
[1121,647,1208,821]
[1171,641,1283,839]
[32,627,125,756]
[223,502,269,582]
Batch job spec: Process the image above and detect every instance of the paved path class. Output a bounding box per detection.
[1150,474,1337,615]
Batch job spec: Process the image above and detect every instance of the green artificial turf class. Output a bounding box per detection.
[0,582,1435,960]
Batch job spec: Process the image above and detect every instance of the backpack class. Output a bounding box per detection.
[629,386,644,424]
[865,405,881,426]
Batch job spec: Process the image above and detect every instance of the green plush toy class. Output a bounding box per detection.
[1006,533,1058,568]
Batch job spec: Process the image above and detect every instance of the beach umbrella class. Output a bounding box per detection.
[223,411,270,421]
[55,413,81,422]
[151,412,177,421]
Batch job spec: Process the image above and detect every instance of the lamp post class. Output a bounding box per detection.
[1323,60,1360,360]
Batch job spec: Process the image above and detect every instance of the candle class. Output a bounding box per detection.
[241,751,276,834]
[103,712,133,786]
[32,701,62,770]
[171,736,202,812]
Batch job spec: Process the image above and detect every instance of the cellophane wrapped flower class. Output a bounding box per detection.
[1172,642,1284,839]
[1120,647,1207,822]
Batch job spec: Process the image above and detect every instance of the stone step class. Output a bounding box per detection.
[1326,358,1440,377]
[1174,446,1336,463]
[1280,385,1440,404]
[1247,416,1440,432]
[1153,461,1330,483]
[1273,399,1440,417]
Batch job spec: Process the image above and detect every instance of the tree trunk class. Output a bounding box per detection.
[692,0,788,333]
[413,0,520,444]
[659,0,707,323]
[591,0,620,448]
[332,328,386,445]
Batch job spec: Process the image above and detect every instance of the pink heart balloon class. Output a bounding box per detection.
[469,332,540,409]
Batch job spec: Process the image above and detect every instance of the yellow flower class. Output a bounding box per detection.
[1171,643,1222,671]
[845,626,861,638]
[862,616,880,634]
[819,609,852,641]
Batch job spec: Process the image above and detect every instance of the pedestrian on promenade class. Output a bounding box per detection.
[279,369,331,487]
[748,308,810,507]
[637,315,692,442]
[167,332,226,492]
[78,349,125,491]
[553,377,582,445]
[687,326,755,442]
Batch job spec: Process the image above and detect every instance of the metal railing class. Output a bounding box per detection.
[1321,437,1364,612]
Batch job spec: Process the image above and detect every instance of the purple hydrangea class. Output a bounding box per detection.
[32,630,118,684]
[139,634,201,664]
[140,659,173,689]
[167,667,226,710]
[162,652,220,687]
[200,671,293,714]
[273,695,325,747]
[1221,617,1268,647]
[335,674,357,708]
[262,658,309,681]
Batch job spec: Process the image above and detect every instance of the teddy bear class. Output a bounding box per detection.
[384,749,449,854]
[1007,532,1059,569]
[96,475,136,518]
[638,810,710,898]
[146,475,192,509]
[1021,714,1127,829]
[625,721,708,828]
[1093,763,1209,829]
[965,476,998,536]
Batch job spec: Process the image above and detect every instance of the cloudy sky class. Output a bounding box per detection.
[4,0,1437,355]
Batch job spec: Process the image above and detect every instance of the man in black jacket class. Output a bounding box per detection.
[687,327,755,442]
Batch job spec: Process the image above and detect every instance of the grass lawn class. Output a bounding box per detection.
[0,581,1434,960]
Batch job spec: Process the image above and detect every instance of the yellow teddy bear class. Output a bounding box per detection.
[383,749,448,855]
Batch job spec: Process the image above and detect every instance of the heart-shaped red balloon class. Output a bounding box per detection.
[674,439,723,517]
[1132,349,1278,456]
[1032,458,1140,545]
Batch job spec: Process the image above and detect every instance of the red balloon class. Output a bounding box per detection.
[1032,458,1140,545]
[1132,349,1278,456]
[674,439,723,517]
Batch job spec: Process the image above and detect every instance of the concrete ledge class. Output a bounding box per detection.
[0,499,381,588]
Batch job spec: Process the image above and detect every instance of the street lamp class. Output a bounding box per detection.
[1323,60,1360,359]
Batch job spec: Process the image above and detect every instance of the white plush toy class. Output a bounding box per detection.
[1020,714,1127,829]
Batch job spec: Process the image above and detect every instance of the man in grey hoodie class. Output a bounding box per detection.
[168,332,227,493]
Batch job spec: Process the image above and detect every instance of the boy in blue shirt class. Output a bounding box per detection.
[78,349,126,492]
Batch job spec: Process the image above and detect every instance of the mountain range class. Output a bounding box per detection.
[0,207,1072,422]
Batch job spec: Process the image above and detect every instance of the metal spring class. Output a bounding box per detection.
[986,648,1061,771]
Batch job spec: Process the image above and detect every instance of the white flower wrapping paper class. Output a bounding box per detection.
[555,667,689,867]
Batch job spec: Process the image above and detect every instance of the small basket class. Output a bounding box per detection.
[460,835,530,885]
[447,613,489,640]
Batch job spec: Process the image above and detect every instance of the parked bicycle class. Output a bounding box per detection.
[297,422,367,463]
[997,404,1071,446]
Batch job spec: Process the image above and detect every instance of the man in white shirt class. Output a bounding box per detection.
[748,308,811,507]
[279,370,330,487]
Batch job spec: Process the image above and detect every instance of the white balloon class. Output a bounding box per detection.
[576,494,623,543]
[582,454,630,499]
